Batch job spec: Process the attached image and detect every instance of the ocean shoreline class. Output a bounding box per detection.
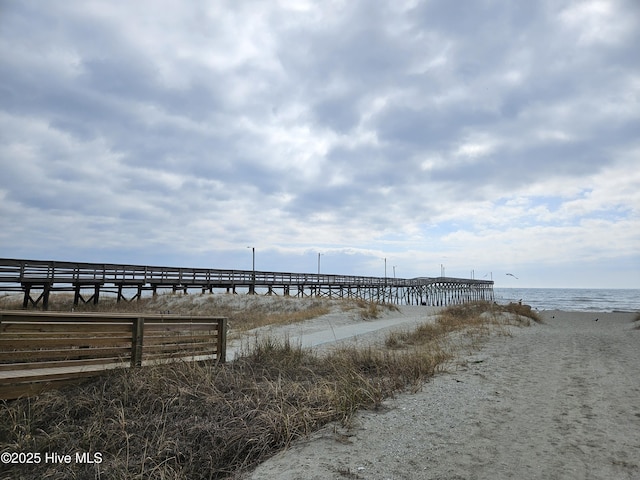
[495,287,640,313]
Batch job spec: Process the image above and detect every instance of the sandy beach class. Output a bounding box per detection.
[245,310,640,479]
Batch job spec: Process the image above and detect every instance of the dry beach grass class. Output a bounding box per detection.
[0,292,337,332]
[0,295,537,479]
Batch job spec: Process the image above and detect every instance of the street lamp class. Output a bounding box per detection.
[317,252,323,275]
[247,246,255,294]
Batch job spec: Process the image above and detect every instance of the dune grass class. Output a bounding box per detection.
[0,292,398,333]
[385,301,539,350]
[0,300,531,479]
[1,340,448,479]
[0,292,334,332]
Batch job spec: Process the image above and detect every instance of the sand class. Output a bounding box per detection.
[244,310,640,480]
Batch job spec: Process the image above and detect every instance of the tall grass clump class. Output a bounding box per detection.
[343,298,399,320]
[500,302,543,323]
[385,301,537,352]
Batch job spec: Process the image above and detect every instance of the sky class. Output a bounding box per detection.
[1,1,639,289]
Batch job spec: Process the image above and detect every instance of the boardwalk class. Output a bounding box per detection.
[0,258,494,309]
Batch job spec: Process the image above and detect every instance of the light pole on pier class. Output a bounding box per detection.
[317,252,323,275]
[247,246,255,294]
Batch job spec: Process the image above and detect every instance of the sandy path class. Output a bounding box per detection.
[246,311,640,479]
[228,305,442,360]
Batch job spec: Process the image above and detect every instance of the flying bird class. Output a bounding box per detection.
[506,273,519,279]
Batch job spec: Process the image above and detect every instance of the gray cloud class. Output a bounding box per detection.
[0,0,638,287]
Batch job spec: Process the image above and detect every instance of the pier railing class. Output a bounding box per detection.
[0,258,494,309]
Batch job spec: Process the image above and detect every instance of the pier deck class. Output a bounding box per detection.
[0,258,494,309]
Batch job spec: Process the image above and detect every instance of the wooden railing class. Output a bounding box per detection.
[0,258,493,288]
[0,311,227,400]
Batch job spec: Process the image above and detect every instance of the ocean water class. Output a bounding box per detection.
[494,288,640,312]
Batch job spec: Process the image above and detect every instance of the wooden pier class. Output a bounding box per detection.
[0,258,494,310]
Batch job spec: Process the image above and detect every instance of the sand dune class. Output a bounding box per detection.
[246,311,640,479]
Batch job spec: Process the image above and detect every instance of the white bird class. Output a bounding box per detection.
[506,273,519,279]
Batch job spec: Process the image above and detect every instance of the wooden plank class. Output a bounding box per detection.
[0,331,134,340]
[143,344,217,354]
[143,339,216,348]
[143,334,218,342]
[1,322,132,333]
[0,362,129,382]
[1,311,224,322]
[143,349,217,361]
[148,335,216,342]
[144,330,218,336]
[1,327,214,339]
[143,332,218,340]
[143,342,217,352]
[0,348,132,365]
[0,356,131,373]
[143,331,218,339]
[143,339,217,349]
[143,323,218,332]
[0,336,132,349]
[1,313,139,323]
[143,340,217,351]
[145,318,223,324]
[0,352,130,364]
[140,352,218,365]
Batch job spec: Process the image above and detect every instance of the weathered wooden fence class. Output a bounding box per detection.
[0,311,227,400]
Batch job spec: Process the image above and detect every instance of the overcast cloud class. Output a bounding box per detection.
[1,0,639,288]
